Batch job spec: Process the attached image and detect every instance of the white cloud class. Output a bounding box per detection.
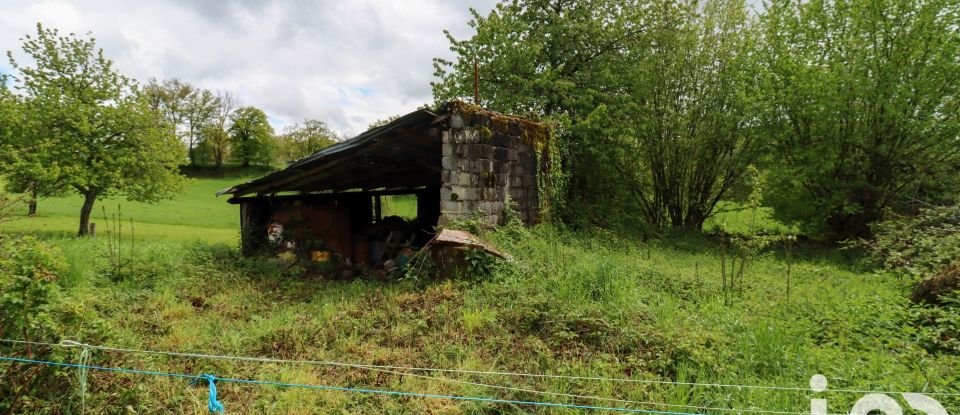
[0,0,498,136]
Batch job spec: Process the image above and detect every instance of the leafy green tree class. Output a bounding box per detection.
[433,0,647,225]
[432,0,645,119]
[144,79,220,166]
[4,24,186,235]
[368,114,400,130]
[196,91,236,168]
[277,119,338,163]
[759,0,960,238]
[434,0,761,230]
[579,0,762,230]
[229,106,275,167]
[0,74,61,215]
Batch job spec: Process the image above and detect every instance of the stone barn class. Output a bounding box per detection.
[218,101,552,266]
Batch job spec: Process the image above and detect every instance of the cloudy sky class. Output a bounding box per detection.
[0,0,498,137]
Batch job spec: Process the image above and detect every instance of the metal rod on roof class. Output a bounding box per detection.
[473,59,480,105]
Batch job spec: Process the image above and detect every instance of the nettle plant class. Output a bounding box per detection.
[0,235,64,341]
[860,204,960,279]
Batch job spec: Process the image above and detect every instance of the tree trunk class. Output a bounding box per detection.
[78,190,98,236]
[27,184,37,216]
[188,141,196,166]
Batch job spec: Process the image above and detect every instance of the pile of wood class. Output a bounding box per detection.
[912,265,960,304]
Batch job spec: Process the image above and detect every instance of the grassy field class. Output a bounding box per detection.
[1,177,958,414]
[0,177,418,243]
[1,177,244,243]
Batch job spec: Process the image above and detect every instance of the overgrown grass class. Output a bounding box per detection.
[5,223,955,414]
[2,177,957,413]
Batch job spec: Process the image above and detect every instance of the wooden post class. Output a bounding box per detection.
[374,195,382,223]
[89,223,96,237]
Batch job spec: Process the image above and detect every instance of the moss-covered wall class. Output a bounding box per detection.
[439,105,545,226]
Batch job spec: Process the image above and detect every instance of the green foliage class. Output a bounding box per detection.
[463,248,495,280]
[194,92,237,168]
[0,235,64,341]
[143,78,221,167]
[585,0,762,230]
[859,204,960,278]
[229,106,275,167]
[432,0,644,226]
[3,24,186,235]
[435,1,763,231]
[759,0,960,238]
[0,215,957,412]
[276,119,337,163]
[910,291,960,355]
[0,235,68,414]
[367,114,400,130]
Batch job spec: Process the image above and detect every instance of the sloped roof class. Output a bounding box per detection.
[218,107,444,197]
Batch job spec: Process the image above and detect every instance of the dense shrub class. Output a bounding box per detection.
[0,235,68,413]
[910,291,960,355]
[861,204,960,278]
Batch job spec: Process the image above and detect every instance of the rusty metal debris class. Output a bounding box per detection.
[423,229,509,259]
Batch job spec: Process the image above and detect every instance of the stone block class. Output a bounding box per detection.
[442,143,454,157]
[474,159,488,173]
[442,131,451,144]
[508,149,519,162]
[525,175,537,187]
[509,122,522,136]
[494,147,509,161]
[440,201,462,214]
[441,157,456,170]
[517,141,532,154]
[480,145,494,159]
[463,128,480,143]
[450,114,464,128]
[480,159,493,172]
[440,187,452,201]
[441,170,451,184]
[451,185,474,201]
[490,133,513,147]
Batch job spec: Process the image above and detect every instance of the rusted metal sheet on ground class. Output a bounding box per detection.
[426,229,508,259]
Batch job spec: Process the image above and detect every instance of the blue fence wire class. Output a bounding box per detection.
[0,355,706,415]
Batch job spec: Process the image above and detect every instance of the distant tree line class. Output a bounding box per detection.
[0,24,340,235]
[143,80,340,169]
[433,0,960,239]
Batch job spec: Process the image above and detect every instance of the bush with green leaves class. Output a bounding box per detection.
[910,291,960,355]
[0,235,68,413]
[860,204,960,278]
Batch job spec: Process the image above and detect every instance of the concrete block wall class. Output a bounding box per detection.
[439,110,540,226]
